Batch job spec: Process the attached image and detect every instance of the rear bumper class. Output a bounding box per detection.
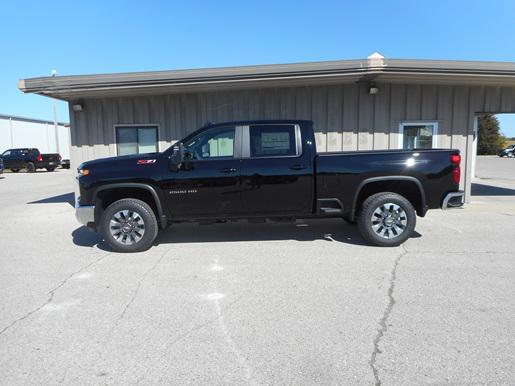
[37,161,61,168]
[75,200,95,227]
[442,191,464,209]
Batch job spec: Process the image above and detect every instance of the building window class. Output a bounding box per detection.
[249,124,298,157]
[399,122,438,150]
[115,126,158,156]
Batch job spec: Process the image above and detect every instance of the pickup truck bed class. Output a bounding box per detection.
[316,149,460,220]
[75,119,463,252]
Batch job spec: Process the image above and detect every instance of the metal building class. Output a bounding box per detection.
[18,54,515,200]
[0,114,70,159]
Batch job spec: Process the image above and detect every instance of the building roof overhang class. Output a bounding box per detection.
[18,56,515,101]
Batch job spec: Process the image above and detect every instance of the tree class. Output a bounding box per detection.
[477,114,506,155]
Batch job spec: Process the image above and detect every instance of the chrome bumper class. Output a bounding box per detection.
[442,191,464,209]
[75,201,95,226]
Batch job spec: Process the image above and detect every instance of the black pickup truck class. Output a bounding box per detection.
[0,148,61,172]
[76,120,463,252]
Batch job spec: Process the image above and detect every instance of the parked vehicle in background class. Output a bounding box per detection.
[60,159,70,169]
[0,156,4,175]
[0,148,61,172]
[498,145,515,157]
[76,120,464,253]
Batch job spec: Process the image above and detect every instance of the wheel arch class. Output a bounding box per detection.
[351,176,427,221]
[93,183,167,228]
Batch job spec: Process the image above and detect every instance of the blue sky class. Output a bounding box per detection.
[1,0,515,136]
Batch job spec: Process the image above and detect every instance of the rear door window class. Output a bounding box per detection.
[249,124,298,158]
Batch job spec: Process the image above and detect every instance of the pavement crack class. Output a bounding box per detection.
[0,252,111,338]
[369,245,408,386]
[166,292,245,349]
[115,248,170,324]
[136,292,247,385]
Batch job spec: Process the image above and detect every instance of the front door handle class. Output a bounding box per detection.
[289,164,306,171]
[220,167,237,173]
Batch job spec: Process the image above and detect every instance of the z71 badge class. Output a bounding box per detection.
[137,159,157,165]
[169,189,198,194]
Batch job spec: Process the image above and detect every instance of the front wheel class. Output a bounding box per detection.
[46,167,56,172]
[357,192,416,247]
[100,198,159,253]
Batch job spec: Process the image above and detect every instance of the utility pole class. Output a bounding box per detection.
[52,69,60,154]
[9,117,13,147]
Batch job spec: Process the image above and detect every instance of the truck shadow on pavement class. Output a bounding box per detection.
[471,183,515,196]
[28,192,74,206]
[72,219,422,250]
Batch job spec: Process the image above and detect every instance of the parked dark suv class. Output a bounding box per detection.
[0,148,61,172]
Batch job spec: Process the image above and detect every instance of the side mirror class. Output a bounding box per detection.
[170,142,185,171]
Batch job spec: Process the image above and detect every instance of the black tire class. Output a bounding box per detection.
[46,167,56,172]
[100,198,159,253]
[357,192,416,247]
[11,169,20,173]
[26,162,36,173]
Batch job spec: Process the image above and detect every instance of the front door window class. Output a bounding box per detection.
[184,126,235,160]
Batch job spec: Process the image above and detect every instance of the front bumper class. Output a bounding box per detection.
[442,191,464,209]
[75,200,95,227]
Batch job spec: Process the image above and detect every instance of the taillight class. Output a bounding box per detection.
[451,153,461,184]
[37,154,43,162]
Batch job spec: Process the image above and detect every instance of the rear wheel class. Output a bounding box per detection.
[26,162,36,173]
[357,192,416,247]
[46,167,56,172]
[11,169,20,173]
[100,198,158,253]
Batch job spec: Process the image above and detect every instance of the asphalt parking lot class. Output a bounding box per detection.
[0,156,514,385]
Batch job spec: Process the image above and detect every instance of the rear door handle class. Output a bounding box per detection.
[220,167,237,173]
[289,164,306,170]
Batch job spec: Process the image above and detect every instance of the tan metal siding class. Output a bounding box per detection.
[69,83,515,201]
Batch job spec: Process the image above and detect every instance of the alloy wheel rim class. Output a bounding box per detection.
[109,210,145,245]
[371,203,407,239]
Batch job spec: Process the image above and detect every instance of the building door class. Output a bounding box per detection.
[163,125,242,217]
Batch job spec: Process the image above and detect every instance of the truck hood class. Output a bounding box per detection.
[78,153,160,169]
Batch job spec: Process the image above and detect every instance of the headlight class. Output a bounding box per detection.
[78,168,90,176]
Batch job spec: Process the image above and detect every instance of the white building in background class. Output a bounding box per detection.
[0,114,70,159]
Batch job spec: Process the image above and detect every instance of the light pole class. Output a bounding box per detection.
[51,69,60,154]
